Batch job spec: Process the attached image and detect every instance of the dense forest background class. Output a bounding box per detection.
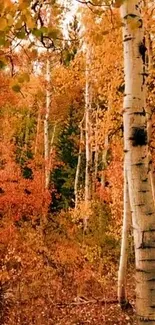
[0,0,155,324]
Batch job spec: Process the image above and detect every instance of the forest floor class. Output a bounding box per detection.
[7,265,137,325]
[49,301,136,325]
[46,272,137,325]
[1,219,137,325]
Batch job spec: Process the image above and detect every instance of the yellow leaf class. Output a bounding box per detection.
[4,0,12,8]
[18,72,30,83]
[113,0,126,8]
[26,15,35,29]
[6,14,13,27]
[15,18,23,29]
[0,17,7,30]
[18,0,29,10]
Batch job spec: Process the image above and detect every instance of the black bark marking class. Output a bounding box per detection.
[132,162,144,167]
[141,72,149,77]
[129,127,147,146]
[124,37,132,42]
[138,231,144,249]
[142,178,148,182]
[139,40,147,63]
[139,38,148,85]
[124,13,137,19]
[133,108,146,116]
[146,212,154,216]
[144,229,155,232]
[138,19,143,28]
[138,245,155,249]
[119,300,133,311]
[136,269,150,273]
[141,72,149,85]
[140,259,155,262]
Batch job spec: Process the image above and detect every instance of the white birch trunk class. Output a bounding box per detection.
[34,105,41,157]
[120,0,155,323]
[118,169,132,307]
[147,106,155,206]
[44,56,51,189]
[48,122,56,177]
[145,32,155,206]
[93,105,99,193]
[146,32,153,69]
[101,135,109,187]
[74,117,84,209]
[84,48,91,230]
[24,109,30,152]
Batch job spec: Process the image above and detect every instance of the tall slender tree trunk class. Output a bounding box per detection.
[34,105,41,157]
[44,56,51,189]
[101,134,109,188]
[84,48,91,230]
[74,117,84,208]
[145,29,155,205]
[48,122,56,177]
[24,109,30,152]
[93,105,99,193]
[118,169,131,307]
[120,0,155,323]
[146,32,153,69]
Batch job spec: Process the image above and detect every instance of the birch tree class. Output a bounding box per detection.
[119,0,155,322]
[118,169,131,308]
[84,47,92,230]
[44,55,51,189]
[74,116,84,208]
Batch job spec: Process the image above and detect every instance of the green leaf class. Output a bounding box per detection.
[16,30,26,39]
[12,84,21,92]
[0,60,6,69]
[48,28,59,40]
[0,37,6,46]
[32,28,42,37]
[40,27,48,34]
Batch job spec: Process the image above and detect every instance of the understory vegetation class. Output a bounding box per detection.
[0,0,155,324]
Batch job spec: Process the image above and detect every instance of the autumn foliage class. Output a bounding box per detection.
[0,0,154,324]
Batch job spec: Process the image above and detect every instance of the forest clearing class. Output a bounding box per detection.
[0,0,155,324]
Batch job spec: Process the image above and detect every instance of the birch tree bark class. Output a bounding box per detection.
[44,56,51,189]
[74,116,84,208]
[120,0,155,323]
[93,104,99,193]
[84,48,92,230]
[34,105,41,157]
[118,169,131,308]
[101,134,109,188]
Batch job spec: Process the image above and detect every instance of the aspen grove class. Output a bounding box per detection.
[0,0,155,324]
